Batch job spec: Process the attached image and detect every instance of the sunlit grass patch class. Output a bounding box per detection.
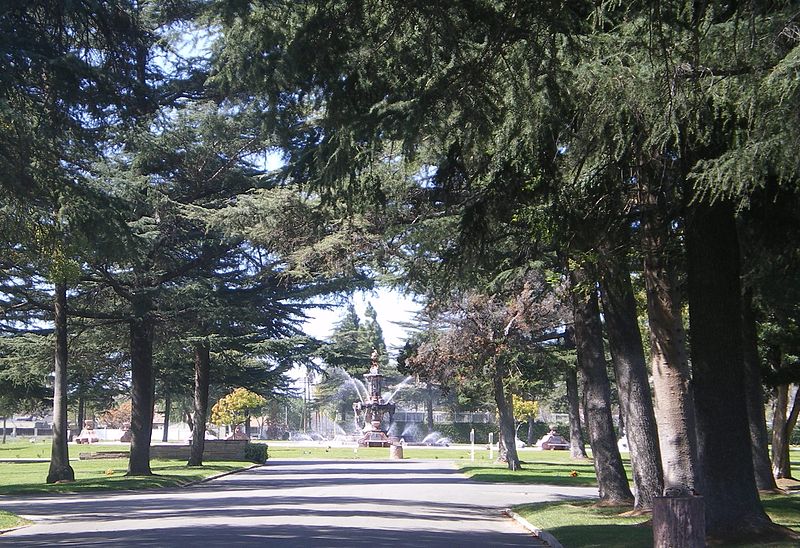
[0,458,248,495]
[0,510,29,531]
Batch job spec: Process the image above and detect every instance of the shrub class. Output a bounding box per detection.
[245,442,268,463]
[434,423,498,444]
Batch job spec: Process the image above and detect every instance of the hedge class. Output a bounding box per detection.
[245,442,269,463]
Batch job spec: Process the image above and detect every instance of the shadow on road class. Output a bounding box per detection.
[0,522,541,547]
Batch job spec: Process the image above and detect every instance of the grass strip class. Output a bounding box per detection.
[0,510,29,530]
[459,457,602,488]
[0,459,249,495]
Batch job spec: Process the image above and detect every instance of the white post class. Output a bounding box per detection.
[470,428,475,461]
[489,432,494,460]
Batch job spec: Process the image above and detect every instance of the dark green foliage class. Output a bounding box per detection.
[392,422,497,445]
[244,442,269,464]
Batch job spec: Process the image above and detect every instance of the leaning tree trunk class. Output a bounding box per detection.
[741,287,778,490]
[570,265,633,503]
[686,199,781,541]
[600,255,664,510]
[639,179,701,498]
[188,338,211,467]
[128,314,155,476]
[161,391,171,443]
[493,360,521,471]
[47,281,74,483]
[565,365,588,459]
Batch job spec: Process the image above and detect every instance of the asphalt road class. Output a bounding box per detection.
[0,459,595,547]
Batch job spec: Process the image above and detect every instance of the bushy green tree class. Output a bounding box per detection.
[211,387,267,432]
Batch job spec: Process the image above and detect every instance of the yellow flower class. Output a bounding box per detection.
[569,470,578,477]
[105,469,115,476]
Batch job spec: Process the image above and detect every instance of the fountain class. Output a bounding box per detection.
[352,350,396,447]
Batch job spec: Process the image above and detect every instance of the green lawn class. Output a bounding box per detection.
[0,510,29,531]
[0,439,88,459]
[0,440,254,495]
[0,459,251,495]
[459,450,609,487]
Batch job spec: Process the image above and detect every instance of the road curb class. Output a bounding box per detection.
[185,463,263,486]
[503,508,564,548]
[0,523,32,535]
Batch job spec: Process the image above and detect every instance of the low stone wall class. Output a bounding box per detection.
[149,440,248,461]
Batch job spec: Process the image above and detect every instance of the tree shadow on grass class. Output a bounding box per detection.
[549,524,653,548]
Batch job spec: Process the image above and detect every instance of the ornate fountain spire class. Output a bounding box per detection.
[353,348,395,447]
[370,348,379,373]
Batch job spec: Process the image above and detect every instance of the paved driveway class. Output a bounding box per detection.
[0,459,595,547]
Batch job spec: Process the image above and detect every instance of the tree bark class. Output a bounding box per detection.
[741,287,778,490]
[426,382,434,432]
[527,418,536,446]
[640,180,701,496]
[47,281,74,483]
[185,407,194,432]
[565,364,588,459]
[570,265,633,502]
[493,360,521,470]
[652,496,706,547]
[161,391,171,443]
[188,338,210,466]
[686,199,774,539]
[127,314,155,476]
[600,255,664,510]
[772,385,799,480]
[77,394,85,436]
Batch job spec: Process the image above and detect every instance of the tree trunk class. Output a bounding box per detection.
[493,360,521,470]
[185,407,194,432]
[771,385,788,478]
[426,382,434,432]
[741,287,778,490]
[128,315,155,476]
[640,180,701,496]
[652,496,706,547]
[527,418,536,446]
[686,199,774,540]
[2,417,6,444]
[47,281,74,483]
[772,385,799,480]
[570,265,633,503]
[77,394,85,436]
[600,255,664,510]
[161,391,171,443]
[565,364,588,459]
[188,338,210,466]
